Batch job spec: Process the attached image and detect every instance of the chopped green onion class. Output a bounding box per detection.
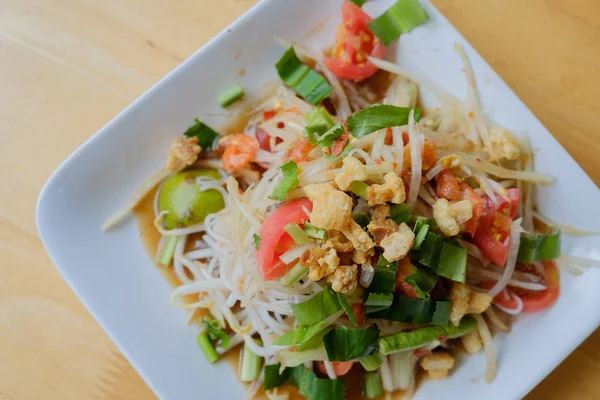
[389,203,411,225]
[183,118,220,150]
[359,353,383,372]
[379,317,476,355]
[241,340,263,382]
[273,323,334,351]
[284,223,310,245]
[364,371,383,398]
[368,295,436,322]
[216,84,244,108]
[305,107,336,136]
[436,241,467,283]
[517,231,561,263]
[364,292,394,313]
[323,326,380,361]
[432,300,451,326]
[345,105,421,138]
[368,0,430,46]
[290,365,346,400]
[355,213,371,228]
[404,268,437,299]
[389,351,412,391]
[281,264,309,287]
[303,222,328,240]
[316,123,345,147]
[203,318,229,348]
[348,181,369,199]
[418,231,443,268]
[336,292,359,326]
[369,256,399,294]
[412,223,429,250]
[272,161,299,201]
[158,235,179,266]
[264,364,290,391]
[291,286,342,326]
[196,332,219,364]
[253,233,261,250]
[276,47,332,105]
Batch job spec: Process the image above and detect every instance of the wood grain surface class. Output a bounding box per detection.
[1,0,599,398]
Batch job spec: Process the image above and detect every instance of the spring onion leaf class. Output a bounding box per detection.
[240,340,263,382]
[291,286,342,326]
[364,292,394,313]
[348,181,369,200]
[517,231,561,263]
[281,264,309,287]
[305,107,336,136]
[216,84,244,108]
[389,203,411,225]
[364,371,383,398]
[378,317,476,355]
[369,256,399,294]
[336,293,359,326]
[303,222,328,240]
[404,268,437,299]
[196,332,218,363]
[368,295,436,322]
[436,241,467,283]
[355,213,371,228]
[276,47,332,105]
[273,323,334,351]
[290,365,346,400]
[264,364,290,390]
[253,234,261,250]
[183,118,220,150]
[359,353,383,372]
[345,105,421,138]
[323,326,380,361]
[368,0,429,46]
[412,223,429,250]
[418,231,443,269]
[284,223,310,245]
[272,161,299,201]
[432,300,451,326]
[203,318,229,348]
[159,235,179,266]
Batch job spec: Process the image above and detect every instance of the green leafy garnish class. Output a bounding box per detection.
[183,118,220,150]
[291,286,343,326]
[203,318,229,348]
[305,107,336,137]
[272,161,299,201]
[369,256,399,294]
[264,364,290,390]
[276,47,332,105]
[368,0,429,46]
[418,231,443,268]
[404,268,437,299]
[355,213,371,228]
[291,365,346,400]
[364,292,394,314]
[359,353,383,372]
[216,84,244,108]
[412,223,429,250]
[517,231,561,263]
[253,233,261,250]
[336,292,359,326]
[368,295,436,322]
[345,105,421,138]
[436,241,467,283]
[323,326,380,361]
[431,300,451,326]
[389,203,411,225]
[378,317,476,355]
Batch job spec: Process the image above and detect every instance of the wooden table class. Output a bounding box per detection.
[2,0,599,398]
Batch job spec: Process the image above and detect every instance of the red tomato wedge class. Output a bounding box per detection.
[461,184,485,237]
[323,1,384,81]
[436,170,461,201]
[483,188,519,219]
[484,261,560,313]
[316,361,354,377]
[257,198,313,280]
[473,211,512,266]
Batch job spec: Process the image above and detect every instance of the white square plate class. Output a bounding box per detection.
[37,0,600,399]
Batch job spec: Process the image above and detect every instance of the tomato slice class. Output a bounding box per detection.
[315,361,354,377]
[394,258,419,299]
[485,261,560,313]
[461,184,485,237]
[472,212,512,266]
[257,198,313,280]
[483,188,519,219]
[436,170,461,200]
[323,1,385,81]
[285,137,315,162]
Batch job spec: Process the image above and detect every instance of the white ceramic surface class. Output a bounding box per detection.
[37,0,600,399]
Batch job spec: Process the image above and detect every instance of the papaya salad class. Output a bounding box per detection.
[104,1,598,399]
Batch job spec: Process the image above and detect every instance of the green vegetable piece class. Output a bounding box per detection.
[412,223,429,250]
[345,105,421,138]
[253,234,261,250]
[291,286,342,326]
[389,203,411,225]
[290,365,346,400]
[183,119,220,151]
[348,181,369,200]
[364,371,383,398]
[336,292,359,326]
[264,364,290,391]
[359,353,383,372]
[158,235,179,266]
[355,213,371,228]
[369,256,399,294]
[437,241,467,283]
[158,168,224,229]
[305,107,336,136]
[303,222,328,240]
[369,295,436,322]
[404,268,437,299]
[217,84,244,108]
[323,326,380,361]
[284,222,310,245]
[364,292,394,314]
[281,264,309,287]
[276,47,332,105]
[196,332,218,364]
[432,300,451,326]
[272,161,299,201]
[368,0,429,46]
[203,317,229,348]
[418,231,443,269]
[378,317,476,355]
[517,231,561,263]
[316,123,345,147]
[240,340,263,382]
